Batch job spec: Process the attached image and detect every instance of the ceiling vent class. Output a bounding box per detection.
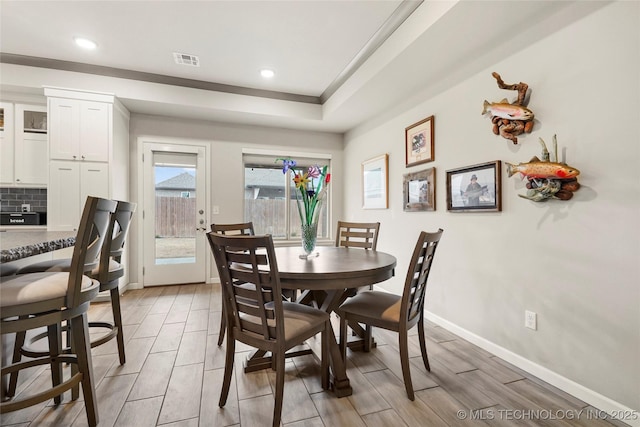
[173,52,200,67]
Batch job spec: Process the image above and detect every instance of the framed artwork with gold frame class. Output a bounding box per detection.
[405,115,434,167]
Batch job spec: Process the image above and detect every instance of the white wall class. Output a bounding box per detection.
[127,114,344,284]
[343,1,639,415]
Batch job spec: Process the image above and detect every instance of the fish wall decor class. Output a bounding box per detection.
[482,72,535,144]
[506,135,581,202]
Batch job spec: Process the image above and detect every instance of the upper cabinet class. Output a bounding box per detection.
[0,102,15,184]
[44,87,130,231]
[48,97,110,162]
[15,104,48,185]
[0,102,48,186]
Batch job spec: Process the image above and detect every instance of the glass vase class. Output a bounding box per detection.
[296,194,323,259]
[300,221,319,258]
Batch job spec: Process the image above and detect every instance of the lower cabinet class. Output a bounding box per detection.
[48,161,109,230]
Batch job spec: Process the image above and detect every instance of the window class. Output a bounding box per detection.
[243,151,331,240]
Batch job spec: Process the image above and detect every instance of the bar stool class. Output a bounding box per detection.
[0,196,117,427]
[8,200,136,395]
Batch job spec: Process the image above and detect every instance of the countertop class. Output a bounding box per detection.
[0,230,76,263]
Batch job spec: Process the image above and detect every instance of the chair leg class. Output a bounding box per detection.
[338,313,348,362]
[68,325,80,401]
[110,287,126,365]
[70,312,99,427]
[321,323,330,390]
[272,351,285,427]
[398,329,415,401]
[7,328,27,397]
[218,333,235,407]
[217,308,226,346]
[364,324,372,352]
[47,323,63,405]
[417,315,430,372]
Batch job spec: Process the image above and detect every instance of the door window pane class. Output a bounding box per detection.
[154,159,197,264]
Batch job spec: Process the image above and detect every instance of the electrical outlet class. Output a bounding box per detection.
[525,310,537,330]
[213,205,220,215]
[21,204,31,212]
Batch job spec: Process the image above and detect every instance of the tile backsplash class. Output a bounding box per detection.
[0,187,47,213]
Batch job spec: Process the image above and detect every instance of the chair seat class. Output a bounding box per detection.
[18,258,121,276]
[240,301,329,344]
[17,258,123,287]
[281,301,330,339]
[16,259,71,274]
[339,290,401,325]
[0,272,96,315]
[1,264,19,277]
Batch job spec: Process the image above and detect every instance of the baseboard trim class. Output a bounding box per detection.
[424,311,638,427]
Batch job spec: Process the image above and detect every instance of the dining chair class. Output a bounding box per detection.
[338,229,443,401]
[0,196,117,426]
[207,232,330,427]
[210,222,255,346]
[335,220,380,250]
[8,200,136,397]
[334,221,381,348]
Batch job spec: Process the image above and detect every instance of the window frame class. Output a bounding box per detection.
[242,148,332,243]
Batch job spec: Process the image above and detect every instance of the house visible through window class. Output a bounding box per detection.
[243,151,331,240]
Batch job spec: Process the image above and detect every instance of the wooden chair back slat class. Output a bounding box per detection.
[335,221,380,250]
[402,229,443,326]
[208,233,283,343]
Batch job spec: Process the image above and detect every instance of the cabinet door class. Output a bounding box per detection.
[49,98,80,160]
[79,101,110,162]
[0,102,14,184]
[80,163,109,202]
[48,161,81,230]
[14,104,48,185]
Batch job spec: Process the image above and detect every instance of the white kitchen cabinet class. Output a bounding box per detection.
[48,97,109,162]
[45,88,130,231]
[14,104,48,185]
[0,102,15,184]
[0,102,48,186]
[48,161,109,230]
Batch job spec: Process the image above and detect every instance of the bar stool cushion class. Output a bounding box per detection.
[17,259,122,282]
[0,272,95,311]
[0,264,19,277]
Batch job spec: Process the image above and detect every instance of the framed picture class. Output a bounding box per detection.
[446,161,502,212]
[405,115,434,167]
[362,154,389,209]
[403,167,435,211]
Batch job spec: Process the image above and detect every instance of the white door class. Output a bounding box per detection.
[142,141,208,286]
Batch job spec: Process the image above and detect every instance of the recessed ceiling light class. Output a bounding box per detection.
[260,69,275,79]
[74,37,97,50]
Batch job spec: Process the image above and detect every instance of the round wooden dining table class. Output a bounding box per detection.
[274,246,397,290]
[243,245,397,397]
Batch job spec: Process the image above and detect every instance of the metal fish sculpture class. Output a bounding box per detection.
[482,99,534,121]
[506,157,580,179]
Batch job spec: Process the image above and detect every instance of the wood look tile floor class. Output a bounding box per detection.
[1,283,625,427]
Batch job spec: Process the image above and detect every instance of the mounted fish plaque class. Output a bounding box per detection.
[507,135,581,202]
[482,72,535,144]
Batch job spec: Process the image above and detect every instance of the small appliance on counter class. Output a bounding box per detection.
[0,212,47,226]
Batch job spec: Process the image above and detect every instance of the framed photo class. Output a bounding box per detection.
[446,161,502,212]
[403,167,435,212]
[362,154,389,209]
[405,115,434,167]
